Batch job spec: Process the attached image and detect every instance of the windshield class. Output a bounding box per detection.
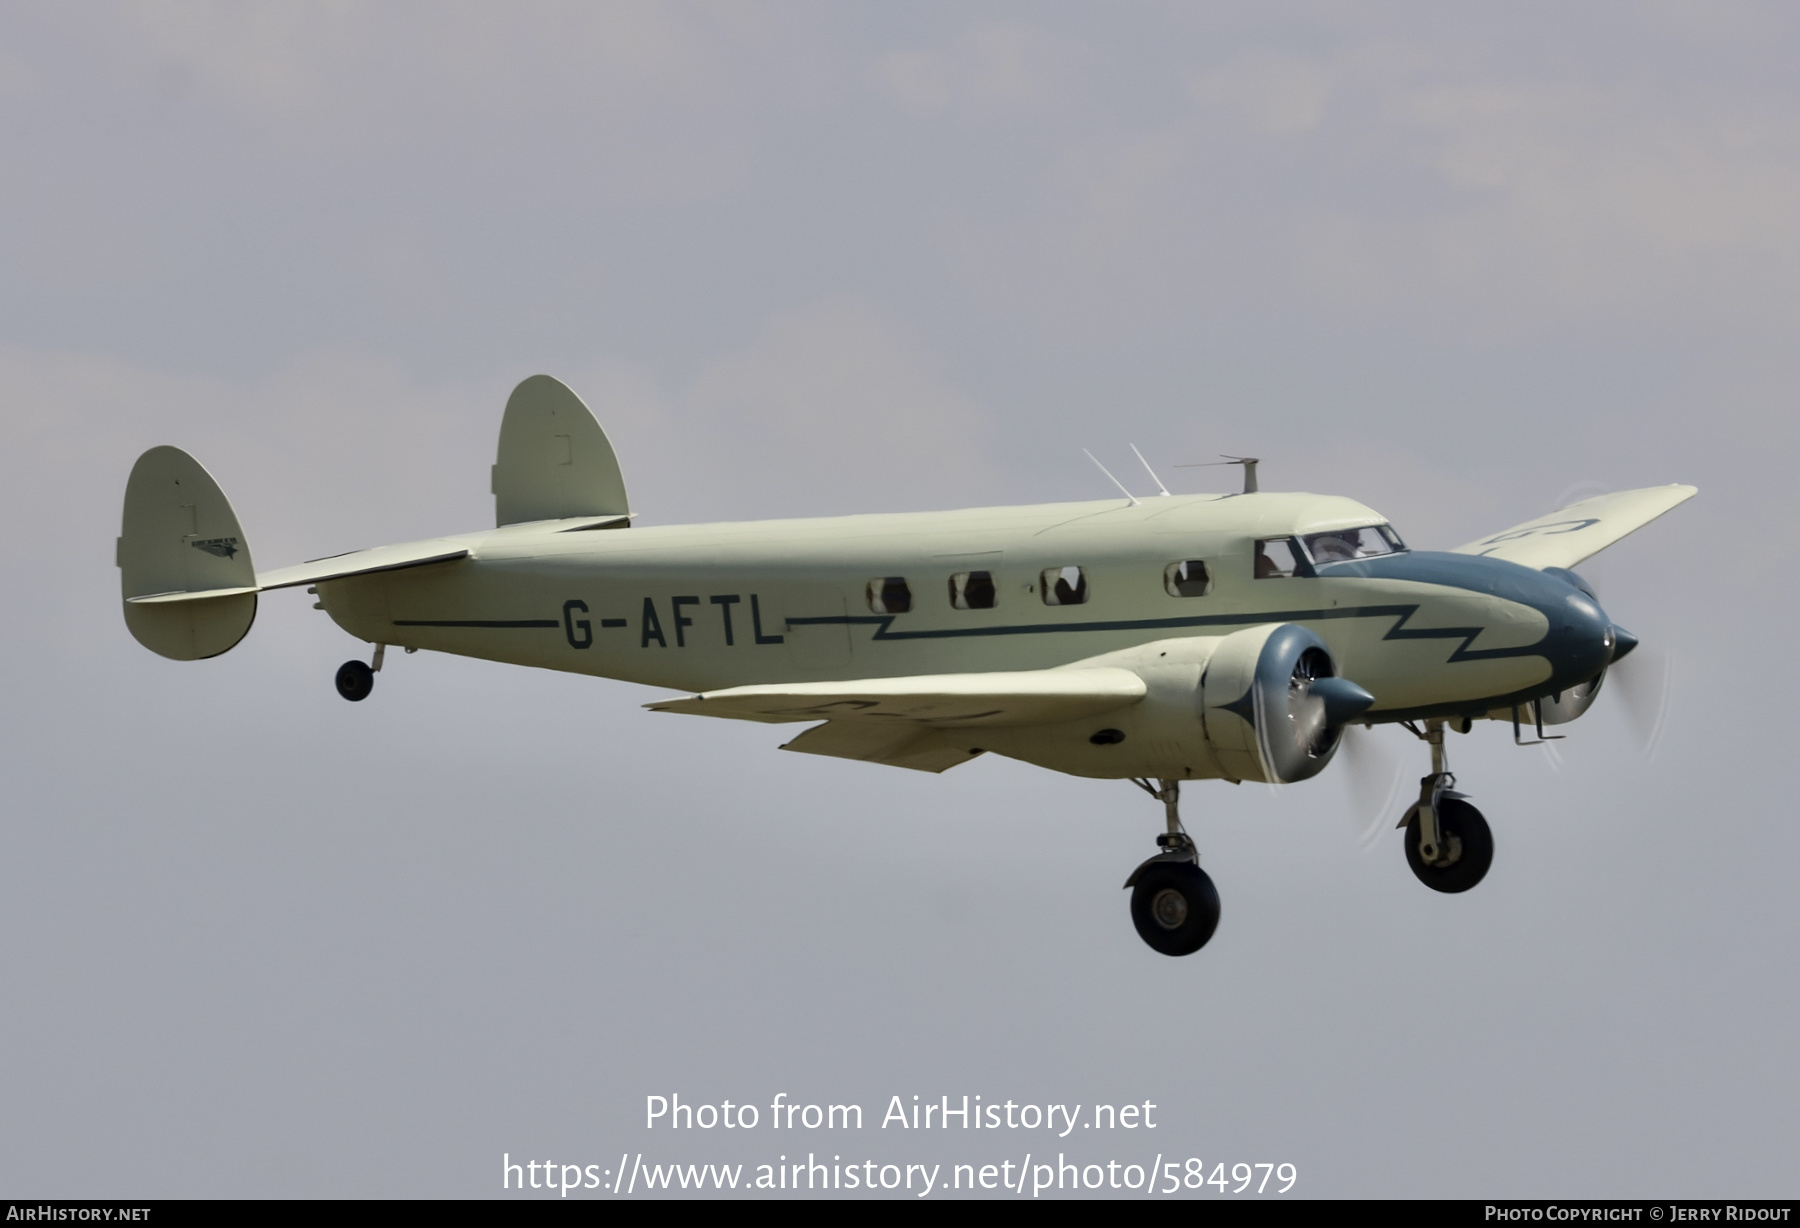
[1301,524,1406,565]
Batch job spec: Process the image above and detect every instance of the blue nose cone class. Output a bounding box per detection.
[1310,676,1376,726]
[1541,577,1616,688]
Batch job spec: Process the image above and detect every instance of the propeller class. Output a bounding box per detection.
[1606,642,1676,758]
[1327,604,1673,849]
[1338,723,1409,849]
[1285,654,1375,759]
[1544,561,1677,760]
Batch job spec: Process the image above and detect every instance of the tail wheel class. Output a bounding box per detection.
[335,660,374,702]
[1404,798,1493,893]
[1130,862,1221,956]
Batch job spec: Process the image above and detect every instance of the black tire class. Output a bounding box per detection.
[1404,798,1493,893]
[335,659,374,702]
[1130,862,1221,956]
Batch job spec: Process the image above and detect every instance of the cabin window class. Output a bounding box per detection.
[949,570,998,610]
[1302,524,1407,564]
[867,577,912,615]
[1040,566,1088,606]
[1165,560,1212,597]
[1254,538,1301,579]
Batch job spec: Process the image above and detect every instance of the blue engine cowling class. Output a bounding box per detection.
[1200,623,1375,783]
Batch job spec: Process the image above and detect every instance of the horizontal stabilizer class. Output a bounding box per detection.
[128,586,261,605]
[779,721,976,774]
[255,541,469,591]
[1452,484,1697,570]
[645,667,1146,726]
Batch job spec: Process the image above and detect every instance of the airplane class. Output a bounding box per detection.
[117,375,1696,956]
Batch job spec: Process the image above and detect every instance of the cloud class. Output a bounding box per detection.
[0,295,1001,638]
[31,1,836,206]
[677,297,1005,519]
[1188,48,1335,135]
[1285,73,1800,333]
[904,27,1800,343]
[871,21,1095,120]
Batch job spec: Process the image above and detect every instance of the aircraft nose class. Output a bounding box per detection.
[1547,583,1615,686]
[1609,625,1639,663]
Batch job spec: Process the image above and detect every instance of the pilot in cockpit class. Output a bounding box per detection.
[1307,531,1359,563]
[1300,524,1407,566]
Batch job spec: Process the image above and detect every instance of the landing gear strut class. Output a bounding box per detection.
[334,644,384,703]
[1399,719,1493,893]
[1124,779,1221,956]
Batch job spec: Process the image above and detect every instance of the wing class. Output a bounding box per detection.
[647,667,1147,772]
[645,667,1146,725]
[776,721,976,774]
[1451,484,1696,570]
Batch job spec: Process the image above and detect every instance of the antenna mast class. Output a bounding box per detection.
[1174,455,1261,494]
[1129,444,1172,496]
[1083,450,1141,506]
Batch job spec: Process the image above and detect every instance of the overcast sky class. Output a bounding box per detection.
[1,1,1793,1198]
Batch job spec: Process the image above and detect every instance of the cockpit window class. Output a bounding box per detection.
[1301,524,1406,565]
[1254,538,1301,579]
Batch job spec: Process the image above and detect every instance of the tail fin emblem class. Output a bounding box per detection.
[190,537,241,559]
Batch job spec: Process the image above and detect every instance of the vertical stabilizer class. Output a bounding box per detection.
[118,446,258,660]
[492,375,631,527]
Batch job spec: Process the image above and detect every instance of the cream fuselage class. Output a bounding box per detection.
[316,492,1612,732]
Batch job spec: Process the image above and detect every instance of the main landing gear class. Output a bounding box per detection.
[1399,718,1494,893]
[334,644,385,702]
[1124,779,1220,957]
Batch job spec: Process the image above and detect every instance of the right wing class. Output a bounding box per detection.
[1451,484,1697,570]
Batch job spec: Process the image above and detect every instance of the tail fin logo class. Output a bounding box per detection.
[190,537,241,559]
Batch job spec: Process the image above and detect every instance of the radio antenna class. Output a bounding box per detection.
[1175,455,1260,494]
[1084,449,1140,506]
[1129,443,1171,497]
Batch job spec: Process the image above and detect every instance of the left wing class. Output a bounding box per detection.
[1451,484,1696,570]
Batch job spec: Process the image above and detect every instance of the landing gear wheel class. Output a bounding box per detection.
[1130,862,1221,956]
[1405,798,1492,893]
[335,660,374,702]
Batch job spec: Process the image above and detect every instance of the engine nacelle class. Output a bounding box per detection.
[1199,623,1375,783]
[1535,672,1605,725]
[965,624,1374,783]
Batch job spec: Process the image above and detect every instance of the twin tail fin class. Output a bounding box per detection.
[118,375,629,661]
[117,446,258,660]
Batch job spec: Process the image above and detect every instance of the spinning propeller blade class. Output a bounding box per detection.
[1608,644,1676,758]
[1339,724,1408,849]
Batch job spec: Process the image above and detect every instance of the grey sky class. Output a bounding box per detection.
[1,1,1792,1197]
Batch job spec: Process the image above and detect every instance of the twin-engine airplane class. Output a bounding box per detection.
[118,376,1695,956]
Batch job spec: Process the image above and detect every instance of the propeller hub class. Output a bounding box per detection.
[1609,625,1639,663]
[1307,676,1377,726]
